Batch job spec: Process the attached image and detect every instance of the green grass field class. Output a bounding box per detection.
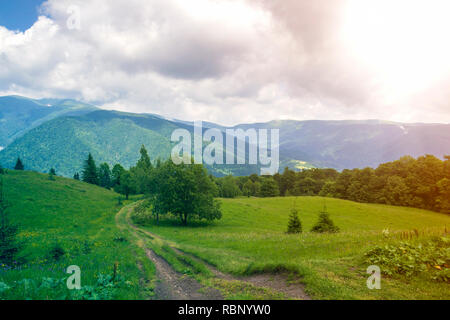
[0,171,154,300]
[1,171,449,300]
[138,197,450,300]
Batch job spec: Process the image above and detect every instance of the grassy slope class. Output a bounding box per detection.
[140,196,450,300]
[1,172,448,300]
[0,171,153,300]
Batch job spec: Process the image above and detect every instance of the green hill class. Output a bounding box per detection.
[1,95,450,176]
[0,171,152,300]
[0,96,97,148]
[138,196,450,299]
[1,171,448,299]
[0,109,286,177]
[0,111,178,177]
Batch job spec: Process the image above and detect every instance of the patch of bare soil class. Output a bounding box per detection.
[119,204,311,300]
[145,249,223,300]
[244,274,311,300]
[171,246,311,300]
[116,205,223,300]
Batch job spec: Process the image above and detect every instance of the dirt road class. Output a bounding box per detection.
[115,203,310,300]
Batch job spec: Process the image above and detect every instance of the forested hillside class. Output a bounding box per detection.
[0,96,97,148]
[215,155,450,214]
[1,96,450,178]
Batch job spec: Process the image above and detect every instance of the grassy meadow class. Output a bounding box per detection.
[0,171,154,300]
[1,170,448,300]
[138,196,450,300]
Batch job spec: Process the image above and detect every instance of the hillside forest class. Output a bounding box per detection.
[8,146,449,219]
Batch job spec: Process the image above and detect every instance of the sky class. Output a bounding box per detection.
[0,0,46,31]
[0,0,449,125]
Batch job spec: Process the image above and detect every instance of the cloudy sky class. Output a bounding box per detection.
[0,0,449,125]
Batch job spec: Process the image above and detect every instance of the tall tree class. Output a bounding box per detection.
[252,181,262,197]
[436,178,450,214]
[218,175,241,198]
[48,168,56,181]
[333,169,353,199]
[98,163,112,189]
[73,172,80,180]
[383,176,410,206]
[242,180,253,198]
[260,177,280,198]
[14,158,24,171]
[136,145,153,172]
[294,177,319,196]
[150,160,221,225]
[444,155,450,179]
[112,164,126,187]
[130,145,153,194]
[82,153,99,185]
[319,181,336,197]
[280,167,296,196]
[114,171,135,200]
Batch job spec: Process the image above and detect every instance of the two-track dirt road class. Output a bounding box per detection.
[115,203,310,300]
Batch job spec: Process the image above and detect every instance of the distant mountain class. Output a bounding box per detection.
[0,96,97,148]
[235,120,450,170]
[0,110,180,176]
[0,109,264,177]
[0,95,449,177]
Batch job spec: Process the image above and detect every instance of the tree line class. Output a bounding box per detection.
[215,155,450,214]
[7,150,450,215]
[78,150,450,215]
[78,146,222,225]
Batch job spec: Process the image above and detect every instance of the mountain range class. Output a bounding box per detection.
[0,95,449,177]
[0,96,97,149]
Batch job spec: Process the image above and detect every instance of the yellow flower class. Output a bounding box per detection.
[434,265,442,270]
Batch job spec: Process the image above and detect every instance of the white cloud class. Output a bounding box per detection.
[0,0,449,125]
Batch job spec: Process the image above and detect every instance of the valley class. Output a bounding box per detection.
[1,96,450,177]
[1,0,449,305]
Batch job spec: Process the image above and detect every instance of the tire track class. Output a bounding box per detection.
[124,210,311,300]
[116,204,223,300]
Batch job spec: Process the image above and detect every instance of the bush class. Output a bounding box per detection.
[131,200,153,225]
[287,208,302,234]
[0,274,128,300]
[71,273,127,300]
[365,237,449,282]
[311,212,339,233]
[0,278,65,300]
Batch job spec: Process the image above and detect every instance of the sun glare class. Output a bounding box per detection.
[342,0,450,101]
